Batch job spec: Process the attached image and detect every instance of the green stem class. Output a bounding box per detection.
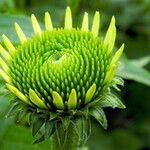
[51,118,89,150]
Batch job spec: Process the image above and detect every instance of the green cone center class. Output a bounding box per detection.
[8,28,111,109]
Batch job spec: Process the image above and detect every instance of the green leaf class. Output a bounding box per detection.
[117,55,150,86]
[90,106,107,129]
[99,93,126,109]
[130,55,150,67]
[0,14,44,43]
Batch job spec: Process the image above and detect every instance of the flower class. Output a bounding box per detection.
[0,7,125,144]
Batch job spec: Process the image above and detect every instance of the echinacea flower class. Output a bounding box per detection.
[0,7,125,148]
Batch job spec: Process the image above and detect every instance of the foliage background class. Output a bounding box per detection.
[0,0,150,150]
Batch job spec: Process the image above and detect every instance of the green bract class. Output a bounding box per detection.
[0,7,125,144]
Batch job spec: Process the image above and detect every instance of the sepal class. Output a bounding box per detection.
[6,100,29,120]
[99,92,126,109]
[61,116,71,131]
[31,112,45,137]
[89,106,107,129]
[33,135,45,144]
[45,121,56,139]
[6,101,22,118]
[111,76,124,87]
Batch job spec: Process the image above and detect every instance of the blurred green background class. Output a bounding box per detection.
[0,0,150,150]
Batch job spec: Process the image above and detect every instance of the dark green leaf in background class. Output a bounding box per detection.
[117,55,150,86]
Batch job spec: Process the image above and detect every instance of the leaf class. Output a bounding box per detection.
[90,106,107,129]
[0,14,44,43]
[130,55,150,67]
[117,55,150,86]
[99,93,126,109]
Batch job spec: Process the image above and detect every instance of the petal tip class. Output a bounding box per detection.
[65,6,72,29]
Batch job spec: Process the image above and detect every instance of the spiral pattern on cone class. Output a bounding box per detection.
[0,7,124,111]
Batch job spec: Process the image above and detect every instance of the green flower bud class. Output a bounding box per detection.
[0,7,125,144]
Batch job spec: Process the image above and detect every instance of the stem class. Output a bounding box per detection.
[51,118,89,150]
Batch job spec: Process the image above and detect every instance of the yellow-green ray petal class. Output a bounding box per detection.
[82,12,88,32]
[103,16,116,53]
[0,44,11,61]
[111,44,124,65]
[64,7,72,29]
[104,64,116,84]
[45,12,53,30]
[29,89,47,109]
[31,14,42,35]
[15,22,27,43]
[6,84,32,105]
[0,68,11,83]
[2,34,16,53]
[0,57,9,72]
[68,89,77,109]
[52,91,65,110]
[85,83,96,104]
[91,11,100,37]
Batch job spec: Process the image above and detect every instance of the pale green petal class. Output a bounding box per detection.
[68,89,77,109]
[15,22,27,43]
[91,11,100,36]
[2,34,16,53]
[31,14,42,35]
[0,68,11,83]
[52,91,65,110]
[0,57,9,72]
[64,7,72,29]
[0,44,11,61]
[85,83,96,104]
[103,16,116,53]
[29,89,47,109]
[82,12,88,32]
[45,12,53,30]
[6,84,32,105]
[104,64,116,84]
[111,44,124,65]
